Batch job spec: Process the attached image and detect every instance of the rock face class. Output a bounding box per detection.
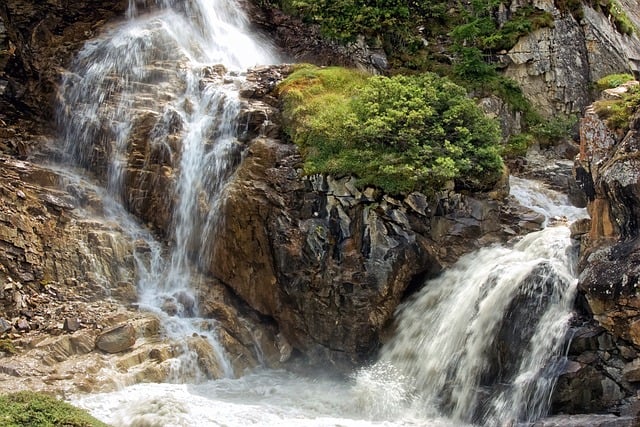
[205,74,542,368]
[503,0,640,116]
[575,99,640,340]
[559,90,640,415]
[0,0,128,121]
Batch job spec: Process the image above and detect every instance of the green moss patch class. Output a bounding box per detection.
[0,391,109,427]
[595,85,640,132]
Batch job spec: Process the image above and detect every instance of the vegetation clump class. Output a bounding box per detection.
[278,65,504,194]
[596,73,635,90]
[594,84,640,132]
[0,391,108,427]
[0,338,17,355]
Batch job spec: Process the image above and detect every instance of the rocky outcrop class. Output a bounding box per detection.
[201,72,544,368]
[503,0,640,116]
[211,137,540,368]
[561,87,640,416]
[0,0,128,125]
[0,153,283,395]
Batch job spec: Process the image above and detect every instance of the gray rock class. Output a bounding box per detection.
[0,318,11,333]
[63,318,80,332]
[534,414,638,427]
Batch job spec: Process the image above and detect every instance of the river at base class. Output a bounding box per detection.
[72,369,463,427]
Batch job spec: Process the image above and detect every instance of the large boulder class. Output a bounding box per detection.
[207,131,535,369]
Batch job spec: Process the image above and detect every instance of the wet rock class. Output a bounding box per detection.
[15,318,30,331]
[210,137,535,369]
[96,323,136,354]
[185,336,225,379]
[174,291,195,317]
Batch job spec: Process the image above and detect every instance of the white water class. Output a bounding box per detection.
[71,177,586,426]
[56,0,588,424]
[57,0,278,379]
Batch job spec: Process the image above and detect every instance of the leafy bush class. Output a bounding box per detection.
[530,114,578,146]
[0,392,108,427]
[278,65,504,194]
[586,0,636,35]
[596,73,635,90]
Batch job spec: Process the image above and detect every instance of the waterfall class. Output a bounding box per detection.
[56,0,279,379]
[362,177,586,425]
[54,0,590,423]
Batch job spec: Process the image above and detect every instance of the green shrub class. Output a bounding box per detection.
[588,0,636,35]
[594,85,640,131]
[530,114,578,147]
[0,391,108,427]
[504,133,534,158]
[606,0,635,35]
[279,65,504,194]
[596,73,635,90]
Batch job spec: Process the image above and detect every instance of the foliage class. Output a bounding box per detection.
[504,133,534,158]
[275,0,420,53]
[451,5,553,52]
[279,65,504,194]
[594,85,640,131]
[554,0,584,20]
[596,73,635,90]
[530,114,578,147]
[0,391,109,427]
[604,0,635,35]
[0,339,17,355]
[585,0,636,35]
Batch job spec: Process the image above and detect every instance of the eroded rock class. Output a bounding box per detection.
[96,323,136,354]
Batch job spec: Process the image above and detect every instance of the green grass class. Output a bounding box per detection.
[596,73,635,91]
[594,85,640,131]
[278,65,504,194]
[0,391,109,427]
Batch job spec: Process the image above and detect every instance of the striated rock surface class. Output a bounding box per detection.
[503,0,640,116]
[206,75,542,367]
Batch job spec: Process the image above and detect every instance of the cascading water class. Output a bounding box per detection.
[56,0,589,424]
[361,177,586,425]
[70,175,587,426]
[57,0,278,380]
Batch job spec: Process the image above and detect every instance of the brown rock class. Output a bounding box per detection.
[96,323,136,354]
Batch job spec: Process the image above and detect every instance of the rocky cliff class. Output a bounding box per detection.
[0,0,548,382]
[550,84,640,416]
[503,0,640,117]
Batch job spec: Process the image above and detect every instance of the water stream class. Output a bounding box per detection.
[57,0,278,380]
[56,1,587,425]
